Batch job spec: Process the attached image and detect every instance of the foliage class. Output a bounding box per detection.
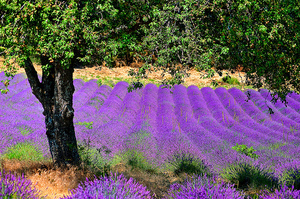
[120,148,159,174]
[0,0,167,87]
[217,0,300,107]
[77,138,112,179]
[0,0,299,110]
[220,162,279,192]
[96,78,102,87]
[133,0,231,89]
[222,75,240,85]
[75,121,113,177]
[1,142,45,162]
[75,121,93,129]
[167,151,213,178]
[232,143,260,160]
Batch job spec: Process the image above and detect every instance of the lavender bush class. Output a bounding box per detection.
[0,169,46,199]
[61,172,154,199]
[259,184,300,199]
[164,174,247,199]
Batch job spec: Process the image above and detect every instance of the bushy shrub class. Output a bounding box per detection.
[222,76,240,85]
[77,138,112,178]
[232,143,260,160]
[259,184,300,199]
[119,148,159,175]
[164,173,246,199]
[167,151,213,178]
[61,172,154,199]
[220,162,278,191]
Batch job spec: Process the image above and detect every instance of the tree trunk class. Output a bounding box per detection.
[23,56,81,169]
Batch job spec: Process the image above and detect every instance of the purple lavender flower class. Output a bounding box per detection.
[288,91,300,103]
[260,184,300,199]
[259,89,300,123]
[73,79,99,110]
[120,83,161,168]
[245,89,300,132]
[164,174,247,199]
[0,169,46,198]
[228,87,300,143]
[74,79,84,93]
[61,172,154,199]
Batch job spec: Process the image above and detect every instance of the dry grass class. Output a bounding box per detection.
[0,156,196,199]
[0,54,256,92]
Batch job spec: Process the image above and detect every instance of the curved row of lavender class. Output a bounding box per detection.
[1,71,300,198]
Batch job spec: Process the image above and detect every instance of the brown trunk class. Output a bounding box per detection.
[23,56,81,169]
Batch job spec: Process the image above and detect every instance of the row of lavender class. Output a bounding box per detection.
[1,71,300,197]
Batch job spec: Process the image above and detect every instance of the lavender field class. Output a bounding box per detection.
[1,71,300,198]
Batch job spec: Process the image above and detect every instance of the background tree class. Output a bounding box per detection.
[217,0,300,108]
[128,0,299,109]
[0,0,299,168]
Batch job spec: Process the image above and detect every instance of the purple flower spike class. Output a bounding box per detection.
[0,169,46,198]
[164,174,247,199]
[61,172,154,199]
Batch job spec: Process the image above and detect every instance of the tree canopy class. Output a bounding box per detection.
[1,0,299,106]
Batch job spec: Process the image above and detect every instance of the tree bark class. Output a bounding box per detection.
[23,56,81,169]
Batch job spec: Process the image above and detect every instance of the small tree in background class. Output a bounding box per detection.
[216,0,300,107]
[132,0,299,109]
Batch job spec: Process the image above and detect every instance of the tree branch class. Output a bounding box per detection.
[23,56,43,103]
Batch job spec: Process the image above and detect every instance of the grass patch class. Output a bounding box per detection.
[2,142,45,162]
[165,151,213,178]
[96,79,102,86]
[18,127,32,136]
[220,162,279,197]
[76,75,90,82]
[113,77,123,81]
[77,138,112,178]
[120,148,160,175]
[101,77,115,88]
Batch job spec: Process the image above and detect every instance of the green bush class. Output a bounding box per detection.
[77,138,112,178]
[166,151,213,178]
[220,162,278,192]
[232,143,260,160]
[222,76,240,85]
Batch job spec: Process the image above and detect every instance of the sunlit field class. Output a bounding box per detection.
[1,71,300,198]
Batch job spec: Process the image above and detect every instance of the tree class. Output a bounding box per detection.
[127,0,299,110]
[0,0,169,168]
[0,0,299,168]
[216,0,300,108]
